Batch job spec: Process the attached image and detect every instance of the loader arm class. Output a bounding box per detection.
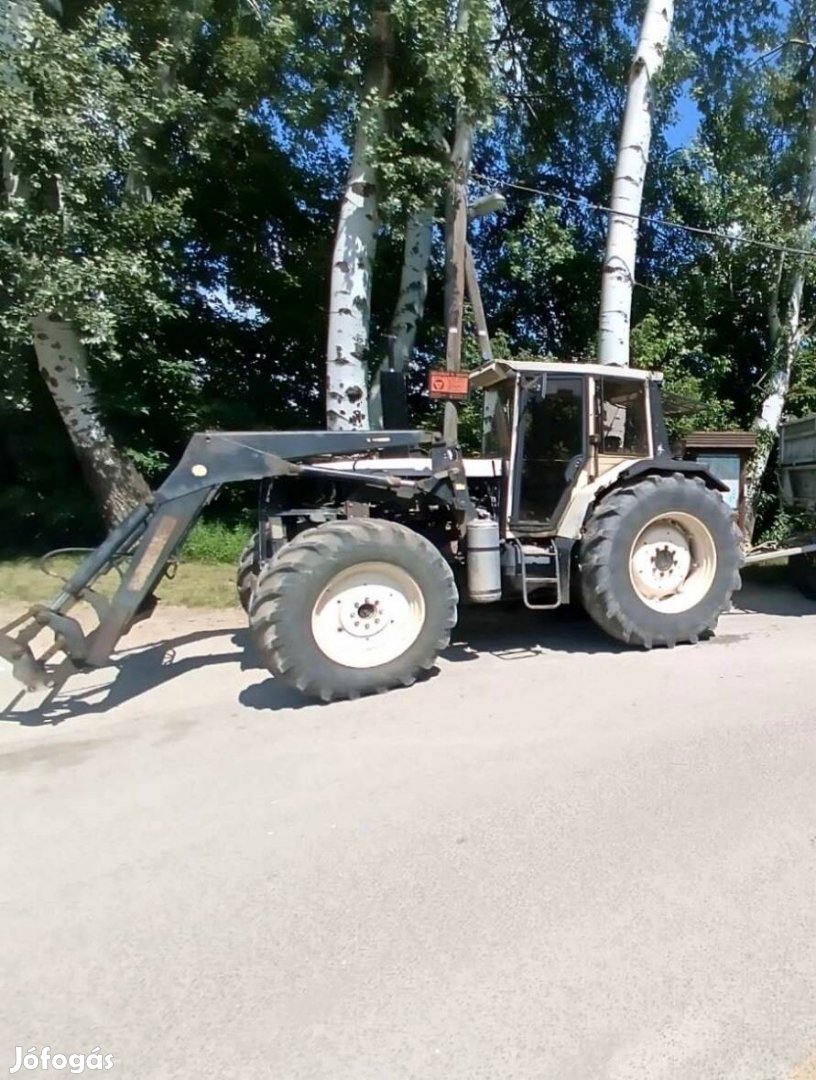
[0,429,434,697]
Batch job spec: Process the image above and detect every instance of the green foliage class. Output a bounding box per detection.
[4,0,816,551]
[180,520,251,564]
[505,204,577,286]
[754,503,816,545]
[0,4,203,346]
[631,310,737,440]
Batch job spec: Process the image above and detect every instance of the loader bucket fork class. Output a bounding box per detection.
[0,428,442,699]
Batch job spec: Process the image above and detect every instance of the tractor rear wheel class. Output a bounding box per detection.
[578,474,742,647]
[249,519,458,701]
[237,532,258,613]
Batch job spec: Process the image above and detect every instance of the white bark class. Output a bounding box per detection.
[325,118,380,430]
[325,9,391,431]
[745,78,816,521]
[368,208,433,429]
[31,318,150,525]
[598,0,674,366]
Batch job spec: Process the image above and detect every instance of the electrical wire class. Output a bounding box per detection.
[472,171,816,260]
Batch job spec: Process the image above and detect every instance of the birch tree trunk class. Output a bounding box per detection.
[598,0,674,366]
[368,208,433,429]
[744,75,816,535]
[32,318,150,525]
[325,9,392,431]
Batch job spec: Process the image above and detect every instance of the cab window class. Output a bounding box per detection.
[598,377,649,456]
[483,385,513,457]
[516,375,585,523]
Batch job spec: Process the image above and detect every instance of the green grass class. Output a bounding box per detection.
[0,521,253,610]
[0,556,242,609]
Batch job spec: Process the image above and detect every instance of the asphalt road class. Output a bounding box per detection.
[3,581,816,1080]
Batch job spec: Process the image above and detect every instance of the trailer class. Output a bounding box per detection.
[749,414,816,595]
[729,414,816,588]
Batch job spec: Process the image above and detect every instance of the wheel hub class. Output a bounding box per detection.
[336,590,391,640]
[631,521,693,600]
[311,562,426,669]
[628,511,718,614]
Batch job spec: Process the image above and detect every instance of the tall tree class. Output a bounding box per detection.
[325,5,393,431]
[0,1,198,522]
[367,207,433,429]
[745,46,816,526]
[598,0,674,366]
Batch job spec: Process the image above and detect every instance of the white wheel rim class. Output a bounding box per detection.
[629,512,717,614]
[310,561,426,669]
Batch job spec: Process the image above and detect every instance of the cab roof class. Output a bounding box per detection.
[469,359,662,389]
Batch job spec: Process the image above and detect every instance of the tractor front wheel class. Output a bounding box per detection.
[249,520,458,701]
[578,474,742,647]
[237,532,259,613]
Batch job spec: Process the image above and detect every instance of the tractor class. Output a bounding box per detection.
[0,359,742,703]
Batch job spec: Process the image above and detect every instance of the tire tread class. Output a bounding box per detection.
[250,519,458,701]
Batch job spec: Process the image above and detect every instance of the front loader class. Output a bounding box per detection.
[0,360,742,703]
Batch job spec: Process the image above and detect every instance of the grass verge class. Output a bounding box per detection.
[0,521,252,610]
[0,556,241,609]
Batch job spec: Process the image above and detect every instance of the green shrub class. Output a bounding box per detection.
[180,520,251,564]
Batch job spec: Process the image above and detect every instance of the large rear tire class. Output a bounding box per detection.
[578,474,742,647]
[249,520,458,701]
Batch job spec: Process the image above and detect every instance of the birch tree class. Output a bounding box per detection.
[744,54,816,531]
[1,1,152,523]
[598,0,674,366]
[325,7,392,432]
[367,207,433,429]
[0,2,199,523]
[31,318,151,523]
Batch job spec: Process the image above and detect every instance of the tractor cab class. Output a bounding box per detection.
[472,360,670,538]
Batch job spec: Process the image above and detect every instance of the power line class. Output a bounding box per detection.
[472,172,816,261]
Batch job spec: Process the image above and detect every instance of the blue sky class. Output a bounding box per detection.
[667,90,702,150]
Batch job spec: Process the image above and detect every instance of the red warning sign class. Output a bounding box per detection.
[428,370,470,401]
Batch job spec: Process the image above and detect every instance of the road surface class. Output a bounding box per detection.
[2,580,816,1080]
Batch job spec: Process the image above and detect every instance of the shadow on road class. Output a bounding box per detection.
[444,603,626,664]
[0,627,308,727]
[5,576,814,726]
[237,606,622,710]
[733,572,816,618]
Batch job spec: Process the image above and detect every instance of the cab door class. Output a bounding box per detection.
[511,374,587,531]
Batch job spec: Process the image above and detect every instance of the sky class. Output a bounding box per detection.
[666,90,702,151]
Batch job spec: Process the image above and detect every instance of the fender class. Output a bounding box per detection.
[556,455,730,543]
[615,455,729,493]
